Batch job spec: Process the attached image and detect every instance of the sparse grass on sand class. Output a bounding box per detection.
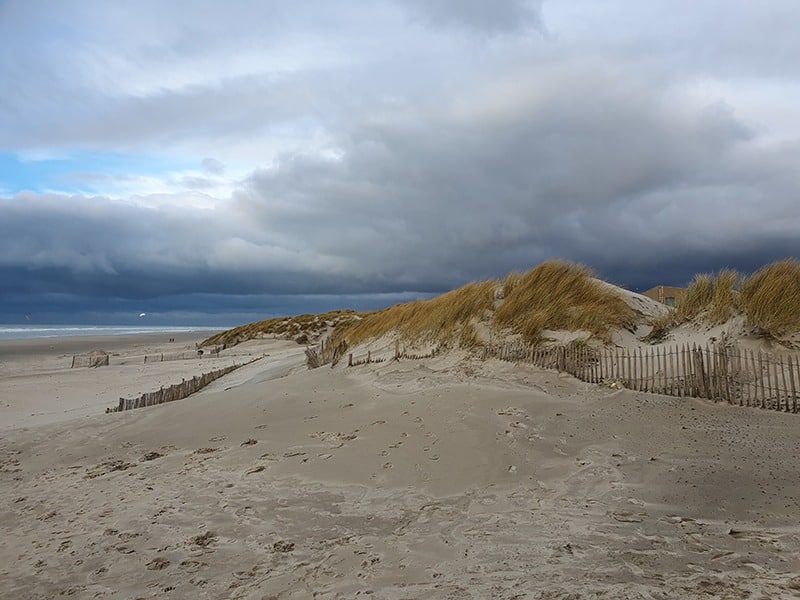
[678,268,741,324]
[647,259,800,342]
[333,280,497,348]
[209,261,643,351]
[495,261,637,344]
[204,258,800,352]
[201,310,360,347]
[335,261,637,348]
[740,259,800,338]
[646,269,741,341]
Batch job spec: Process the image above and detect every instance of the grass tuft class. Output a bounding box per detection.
[494,261,637,344]
[740,259,800,338]
[334,280,497,348]
[676,269,741,325]
[201,310,360,348]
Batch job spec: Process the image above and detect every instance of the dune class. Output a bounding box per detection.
[2,328,800,598]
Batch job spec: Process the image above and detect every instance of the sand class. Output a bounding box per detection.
[1,335,799,599]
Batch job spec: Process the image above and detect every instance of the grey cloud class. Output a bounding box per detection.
[234,61,800,291]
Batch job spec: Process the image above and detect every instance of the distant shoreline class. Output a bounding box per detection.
[0,330,221,359]
[0,324,225,342]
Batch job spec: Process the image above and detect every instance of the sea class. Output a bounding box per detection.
[0,325,224,341]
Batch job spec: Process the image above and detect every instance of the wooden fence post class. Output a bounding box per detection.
[757,352,765,409]
[772,359,781,411]
[703,345,714,400]
[779,356,790,412]
[624,349,631,388]
[692,345,703,398]
[788,355,798,413]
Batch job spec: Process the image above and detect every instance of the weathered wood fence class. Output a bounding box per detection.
[347,341,441,367]
[305,338,349,368]
[488,341,800,413]
[308,335,800,414]
[108,358,258,413]
[71,353,109,368]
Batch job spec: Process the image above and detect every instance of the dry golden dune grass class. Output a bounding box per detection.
[203,258,800,352]
[647,259,800,341]
[495,261,637,344]
[333,280,497,348]
[201,310,361,347]
[334,261,638,348]
[675,269,740,325]
[741,258,800,337]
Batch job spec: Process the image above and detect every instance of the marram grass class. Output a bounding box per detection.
[335,261,638,348]
[648,259,800,341]
[495,261,637,344]
[740,259,800,338]
[201,310,360,347]
[333,280,497,348]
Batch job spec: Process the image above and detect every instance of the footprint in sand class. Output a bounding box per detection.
[383,462,393,469]
[146,557,170,571]
[179,560,206,573]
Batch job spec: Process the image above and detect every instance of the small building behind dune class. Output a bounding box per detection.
[642,285,686,307]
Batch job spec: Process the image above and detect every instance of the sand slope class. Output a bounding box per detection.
[1,342,800,598]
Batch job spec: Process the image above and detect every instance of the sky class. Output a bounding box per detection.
[2,0,800,325]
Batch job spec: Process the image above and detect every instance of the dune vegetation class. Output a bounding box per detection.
[740,259,800,337]
[331,280,497,349]
[203,258,800,351]
[332,261,638,349]
[201,310,362,347]
[647,259,800,341]
[203,261,644,351]
[494,261,637,344]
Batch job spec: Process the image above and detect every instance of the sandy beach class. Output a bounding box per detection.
[1,335,799,598]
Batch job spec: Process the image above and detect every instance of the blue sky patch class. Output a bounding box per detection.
[0,151,194,196]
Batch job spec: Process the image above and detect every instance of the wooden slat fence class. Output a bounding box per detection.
[487,341,800,414]
[71,353,110,368]
[347,342,441,367]
[108,357,260,413]
[309,335,799,414]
